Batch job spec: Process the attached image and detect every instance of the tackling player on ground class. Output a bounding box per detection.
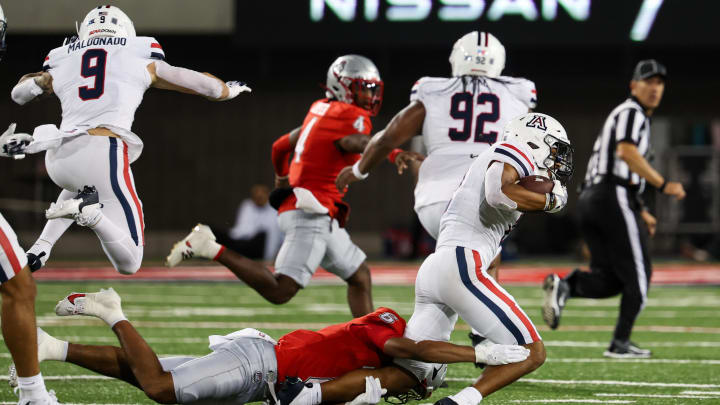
[167,55,412,317]
[16,288,529,404]
[9,5,249,275]
[0,5,60,404]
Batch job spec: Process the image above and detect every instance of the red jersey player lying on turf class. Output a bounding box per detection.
[166,55,421,317]
[10,288,530,404]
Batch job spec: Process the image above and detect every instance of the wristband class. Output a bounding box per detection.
[659,180,667,192]
[352,161,369,180]
[388,148,403,164]
[544,193,555,211]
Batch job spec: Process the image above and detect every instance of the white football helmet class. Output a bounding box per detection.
[1,3,7,60]
[502,113,574,183]
[449,31,506,78]
[325,55,384,116]
[77,5,136,41]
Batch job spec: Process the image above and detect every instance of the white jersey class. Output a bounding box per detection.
[437,139,537,267]
[43,36,165,133]
[411,75,536,209]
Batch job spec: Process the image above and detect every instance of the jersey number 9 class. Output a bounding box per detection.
[448,92,499,144]
[78,49,108,101]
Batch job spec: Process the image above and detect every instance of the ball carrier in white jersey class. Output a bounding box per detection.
[0,4,60,404]
[10,6,250,275]
[398,113,572,405]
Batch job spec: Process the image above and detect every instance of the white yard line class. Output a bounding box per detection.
[507,401,635,404]
[444,377,720,388]
[680,391,720,395]
[595,393,714,399]
[546,358,720,365]
[543,340,720,348]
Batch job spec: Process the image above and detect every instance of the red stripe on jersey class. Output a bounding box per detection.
[500,143,535,171]
[0,227,21,275]
[531,89,537,94]
[472,250,540,342]
[44,56,50,61]
[151,43,162,49]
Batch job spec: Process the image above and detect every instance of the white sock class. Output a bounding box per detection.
[17,373,49,400]
[449,387,483,405]
[39,334,69,362]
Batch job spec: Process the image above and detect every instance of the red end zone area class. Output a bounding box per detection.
[32,263,720,285]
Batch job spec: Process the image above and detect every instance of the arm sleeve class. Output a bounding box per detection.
[11,78,45,105]
[271,133,293,176]
[484,161,519,211]
[153,60,224,99]
[615,108,644,145]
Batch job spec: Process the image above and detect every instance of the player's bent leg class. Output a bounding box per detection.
[27,190,76,272]
[345,262,373,317]
[470,340,545,398]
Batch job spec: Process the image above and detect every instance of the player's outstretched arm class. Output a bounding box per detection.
[11,72,54,105]
[319,366,417,403]
[336,101,425,190]
[147,61,251,101]
[335,134,370,154]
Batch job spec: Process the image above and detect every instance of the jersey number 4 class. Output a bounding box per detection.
[78,49,108,101]
[448,92,499,144]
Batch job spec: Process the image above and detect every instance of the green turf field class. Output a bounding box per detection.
[1,282,719,404]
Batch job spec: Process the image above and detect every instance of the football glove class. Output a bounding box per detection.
[221,81,252,101]
[545,180,568,214]
[0,123,33,160]
[347,377,387,405]
[474,339,530,365]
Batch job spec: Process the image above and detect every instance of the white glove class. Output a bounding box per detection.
[346,377,387,405]
[0,124,34,160]
[474,339,530,365]
[221,81,252,101]
[545,180,568,214]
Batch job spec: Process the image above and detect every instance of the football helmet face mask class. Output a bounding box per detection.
[502,113,574,184]
[77,5,136,41]
[385,364,447,404]
[0,3,7,61]
[449,31,506,78]
[325,55,384,116]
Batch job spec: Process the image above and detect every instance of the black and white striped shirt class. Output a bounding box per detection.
[583,98,650,193]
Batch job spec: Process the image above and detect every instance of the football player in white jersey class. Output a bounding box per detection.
[0,4,60,404]
[337,31,536,244]
[9,6,250,275]
[336,30,536,345]
[396,113,572,405]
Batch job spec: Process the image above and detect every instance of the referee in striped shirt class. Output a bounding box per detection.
[541,60,685,358]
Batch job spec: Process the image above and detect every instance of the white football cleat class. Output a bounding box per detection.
[165,224,222,267]
[55,288,125,326]
[45,186,101,222]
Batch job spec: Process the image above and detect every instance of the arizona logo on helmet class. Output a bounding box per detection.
[525,115,547,131]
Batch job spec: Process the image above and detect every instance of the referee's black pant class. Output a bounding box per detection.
[565,183,652,342]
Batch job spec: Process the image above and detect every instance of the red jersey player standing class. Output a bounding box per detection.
[167,55,402,316]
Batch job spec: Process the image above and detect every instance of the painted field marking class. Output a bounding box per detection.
[508,401,635,404]
[543,341,720,348]
[596,393,715,399]
[32,317,720,334]
[680,391,720,395]
[445,377,720,388]
[547,358,720,365]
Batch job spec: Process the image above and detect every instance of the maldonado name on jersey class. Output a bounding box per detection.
[67,37,127,53]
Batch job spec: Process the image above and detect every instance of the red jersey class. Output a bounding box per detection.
[274,307,405,383]
[279,99,372,218]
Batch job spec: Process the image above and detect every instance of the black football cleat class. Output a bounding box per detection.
[434,397,460,405]
[542,273,570,329]
[603,339,651,359]
[276,377,312,405]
